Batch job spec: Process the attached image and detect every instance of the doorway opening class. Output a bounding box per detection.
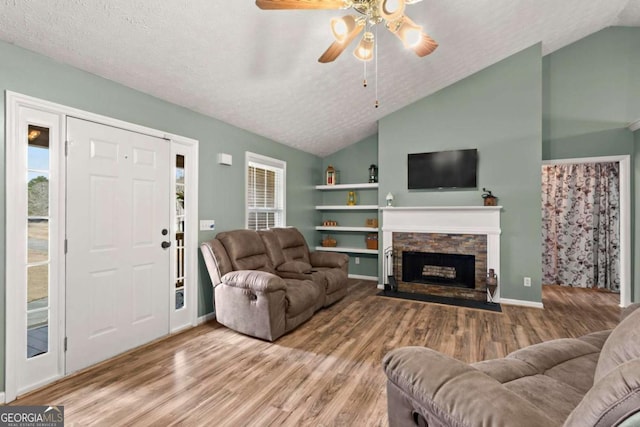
[5,92,199,403]
[541,156,631,307]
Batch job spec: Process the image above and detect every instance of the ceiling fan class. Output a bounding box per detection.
[255,0,438,63]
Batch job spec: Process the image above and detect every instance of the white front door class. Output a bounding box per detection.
[65,117,171,374]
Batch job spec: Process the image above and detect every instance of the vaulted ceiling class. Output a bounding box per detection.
[1,0,639,156]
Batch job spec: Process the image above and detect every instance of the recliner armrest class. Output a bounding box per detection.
[383,347,555,427]
[221,270,287,293]
[310,251,349,269]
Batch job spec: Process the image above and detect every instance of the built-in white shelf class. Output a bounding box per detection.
[316,205,378,210]
[316,226,379,232]
[315,246,378,255]
[315,183,379,190]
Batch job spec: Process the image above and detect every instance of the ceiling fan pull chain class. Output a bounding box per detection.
[363,21,368,88]
[363,60,367,87]
[375,23,379,108]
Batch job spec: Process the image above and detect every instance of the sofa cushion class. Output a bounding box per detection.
[595,306,640,383]
[314,267,348,294]
[277,261,313,274]
[272,227,311,263]
[284,280,320,318]
[504,375,585,425]
[218,230,275,273]
[258,229,286,267]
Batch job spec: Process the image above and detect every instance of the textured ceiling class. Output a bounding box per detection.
[1,0,639,156]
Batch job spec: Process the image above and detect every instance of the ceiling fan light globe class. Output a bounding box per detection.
[331,15,356,42]
[379,0,405,21]
[353,31,374,61]
[393,16,423,48]
[403,28,422,48]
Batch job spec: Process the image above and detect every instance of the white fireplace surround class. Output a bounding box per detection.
[381,206,502,301]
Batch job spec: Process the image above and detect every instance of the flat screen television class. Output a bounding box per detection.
[408,149,478,189]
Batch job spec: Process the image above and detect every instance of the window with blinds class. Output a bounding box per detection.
[246,152,286,230]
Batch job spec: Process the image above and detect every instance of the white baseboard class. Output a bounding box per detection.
[377,284,385,290]
[197,312,216,325]
[0,392,5,404]
[349,274,378,281]
[499,298,544,309]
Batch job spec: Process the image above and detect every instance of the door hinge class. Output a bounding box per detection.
[64,337,67,352]
[64,239,68,254]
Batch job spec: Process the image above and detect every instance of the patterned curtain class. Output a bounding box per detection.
[541,162,620,291]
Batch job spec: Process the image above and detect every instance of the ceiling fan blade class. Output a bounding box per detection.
[256,0,347,10]
[413,33,438,57]
[318,22,364,63]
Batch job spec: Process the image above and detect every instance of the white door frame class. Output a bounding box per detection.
[170,139,199,333]
[5,91,199,402]
[542,155,631,307]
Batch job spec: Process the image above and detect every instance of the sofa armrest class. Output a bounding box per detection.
[310,251,349,270]
[215,270,287,341]
[221,270,287,293]
[383,347,556,427]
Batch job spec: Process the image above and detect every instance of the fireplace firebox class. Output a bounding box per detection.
[402,251,475,289]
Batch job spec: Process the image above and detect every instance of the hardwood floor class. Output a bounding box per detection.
[13,281,621,426]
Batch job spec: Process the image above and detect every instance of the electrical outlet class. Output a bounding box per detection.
[199,220,215,231]
[524,277,531,287]
[355,257,360,265]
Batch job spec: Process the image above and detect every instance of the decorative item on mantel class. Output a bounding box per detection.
[325,165,337,185]
[322,235,337,247]
[386,192,394,206]
[486,268,498,303]
[369,164,378,183]
[322,220,338,227]
[347,191,357,206]
[482,188,497,206]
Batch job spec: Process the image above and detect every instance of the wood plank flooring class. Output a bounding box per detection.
[12,280,621,426]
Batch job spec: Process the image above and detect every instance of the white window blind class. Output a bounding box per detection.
[246,153,286,230]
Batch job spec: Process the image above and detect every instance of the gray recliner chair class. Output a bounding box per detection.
[382,303,640,427]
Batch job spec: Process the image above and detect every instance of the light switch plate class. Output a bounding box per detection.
[200,220,215,231]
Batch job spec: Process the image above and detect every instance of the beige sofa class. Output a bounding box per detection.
[200,227,349,341]
[383,303,640,427]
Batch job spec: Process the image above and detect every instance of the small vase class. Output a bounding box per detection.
[486,269,498,303]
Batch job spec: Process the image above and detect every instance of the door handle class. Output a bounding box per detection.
[161,241,171,249]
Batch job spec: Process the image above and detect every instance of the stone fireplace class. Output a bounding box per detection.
[381,206,501,302]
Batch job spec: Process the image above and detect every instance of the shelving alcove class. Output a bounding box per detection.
[314,183,379,258]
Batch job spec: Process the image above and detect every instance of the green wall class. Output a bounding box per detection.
[0,40,320,391]
[321,135,379,278]
[378,44,543,303]
[543,27,640,301]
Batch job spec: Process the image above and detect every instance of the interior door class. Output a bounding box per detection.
[65,117,171,374]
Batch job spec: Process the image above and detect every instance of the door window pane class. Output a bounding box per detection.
[175,155,185,310]
[28,219,49,264]
[27,310,49,358]
[28,173,49,217]
[27,124,50,359]
[27,264,49,308]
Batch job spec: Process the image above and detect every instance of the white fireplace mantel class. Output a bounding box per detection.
[381,206,502,300]
[380,206,502,235]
